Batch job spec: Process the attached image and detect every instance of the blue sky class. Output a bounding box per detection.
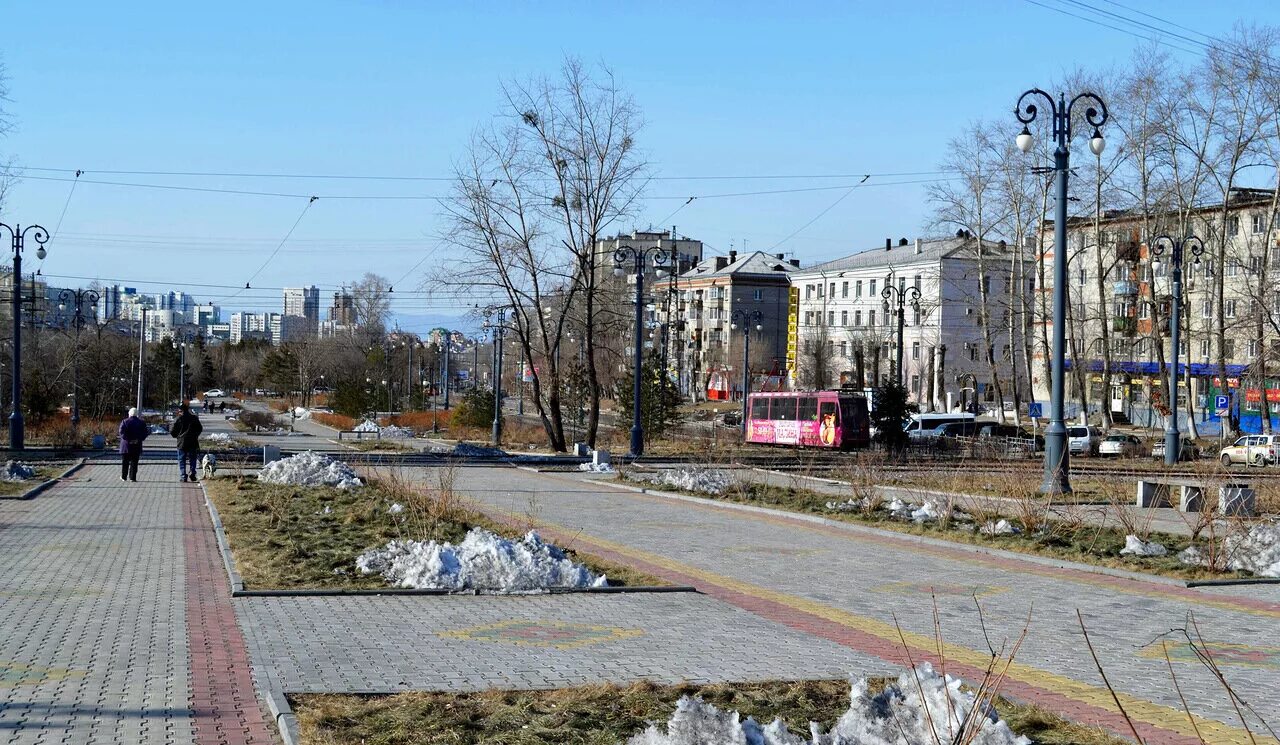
[2,1,1278,331]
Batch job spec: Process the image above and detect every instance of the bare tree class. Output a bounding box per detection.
[350,273,392,346]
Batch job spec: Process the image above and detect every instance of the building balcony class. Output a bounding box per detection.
[1113,317,1137,335]
[1113,280,1138,296]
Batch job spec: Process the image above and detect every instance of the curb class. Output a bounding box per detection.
[201,484,247,594]
[0,458,87,500]
[263,688,300,745]
[589,477,1237,590]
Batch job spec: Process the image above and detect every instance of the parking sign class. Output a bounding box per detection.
[1215,394,1230,411]
[1028,402,1042,418]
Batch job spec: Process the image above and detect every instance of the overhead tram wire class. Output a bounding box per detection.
[50,170,84,240]
[1018,0,1206,56]
[767,175,868,251]
[212,196,319,305]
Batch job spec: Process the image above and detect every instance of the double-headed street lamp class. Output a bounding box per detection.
[1149,235,1205,466]
[57,288,100,429]
[436,332,456,410]
[1,223,48,451]
[613,245,673,457]
[1015,88,1108,494]
[729,309,762,434]
[480,306,508,446]
[881,278,921,386]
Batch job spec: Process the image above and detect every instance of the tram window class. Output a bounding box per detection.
[749,398,767,420]
[819,401,837,423]
[772,398,797,420]
[798,397,818,421]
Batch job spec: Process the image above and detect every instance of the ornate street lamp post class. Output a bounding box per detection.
[57,288,100,429]
[613,245,673,457]
[730,309,763,434]
[480,306,508,446]
[1,223,48,451]
[881,278,922,386]
[1149,235,1205,466]
[1015,88,1108,494]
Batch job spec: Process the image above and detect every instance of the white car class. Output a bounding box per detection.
[1219,434,1280,466]
[203,389,227,398]
[1098,433,1142,457]
[1067,425,1100,456]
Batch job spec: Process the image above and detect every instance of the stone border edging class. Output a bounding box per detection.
[199,481,693,597]
[0,458,87,500]
[201,484,247,594]
[592,477,1229,589]
[263,689,300,745]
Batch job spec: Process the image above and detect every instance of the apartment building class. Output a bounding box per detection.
[1047,187,1280,429]
[791,236,1034,411]
[654,250,798,399]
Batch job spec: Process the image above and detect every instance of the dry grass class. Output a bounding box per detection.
[291,678,1125,745]
[312,412,357,430]
[380,411,451,430]
[0,467,57,496]
[203,472,664,590]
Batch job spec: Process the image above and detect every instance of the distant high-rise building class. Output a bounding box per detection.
[328,291,356,325]
[283,286,320,330]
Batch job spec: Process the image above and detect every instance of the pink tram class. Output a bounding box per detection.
[744,390,871,450]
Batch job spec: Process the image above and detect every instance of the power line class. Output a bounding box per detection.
[1019,0,1206,56]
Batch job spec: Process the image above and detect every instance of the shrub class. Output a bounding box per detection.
[312,412,357,430]
[870,380,912,453]
[453,389,495,428]
[239,411,277,431]
[381,411,450,430]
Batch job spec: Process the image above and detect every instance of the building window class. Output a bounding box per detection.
[854,310,863,327]
[840,310,848,326]
[1140,302,1151,319]
[911,374,921,394]
[804,311,812,326]
[1202,300,1212,319]
[1077,266,1087,286]
[912,341,920,360]
[1249,339,1259,357]
[1254,213,1266,234]
[1226,300,1237,318]
[982,275,991,294]
[968,344,978,361]
[840,341,848,358]
[898,276,906,293]
[841,281,849,298]
[1227,260,1241,277]
[827,311,835,326]
[1250,256,1263,275]
[1224,339,1235,357]
[817,283,824,298]
[913,274,922,290]
[1200,339,1211,358]
[913,307,922,325]
[828,282,836,298]
[869,309,877,327]
[1228,215,1241,235]
[1271,248,1280,268]
[753,289,763,302]
[869,279,877,297]
[1002,344,1011,361]
[855,280,863,298]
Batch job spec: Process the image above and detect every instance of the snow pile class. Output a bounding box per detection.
[1,461,36,482]
[354,419,380,433]
[452,442,506,457]
[980,519,1020,536]
[910,501,941,523]
[257,451,363,489]
[380,425,415,438]
[626,663,1029,745]
[1223,520,1280,578]
[579,462,615,473]
[203,432,233,444]
[1120,535,1168,557]
[388,502,405,514]
[355,527,607,592]
[291,407,312,419]
[643,468,733,496]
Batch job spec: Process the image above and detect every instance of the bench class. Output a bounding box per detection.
[337,430,382,441]
[1136,478,1255,516]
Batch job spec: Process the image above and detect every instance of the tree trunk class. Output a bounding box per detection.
[926,346,936,413]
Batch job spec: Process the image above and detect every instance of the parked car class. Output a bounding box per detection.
[1067,425,1100,456]
[1152,436,1200,462]
[1098,433,1143,458]
[203,389,226,398]
[905,413,975,440]
[1219,434,1280,466]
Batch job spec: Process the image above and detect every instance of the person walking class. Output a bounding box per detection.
[118,407,149,482]
[170,403,204,482]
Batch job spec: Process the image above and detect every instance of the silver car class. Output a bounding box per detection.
[1067,425,1099,456]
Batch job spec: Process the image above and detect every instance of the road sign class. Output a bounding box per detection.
[1215,394,1230,410]
[1028,402,1042,418]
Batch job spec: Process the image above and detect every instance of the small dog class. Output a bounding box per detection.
[200,453,218,479]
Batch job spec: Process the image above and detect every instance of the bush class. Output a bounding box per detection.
[613,351,682,441]
[870,381,912,453]
[452,389,495,428]
[239,411,277,431]
[380,411,450,430]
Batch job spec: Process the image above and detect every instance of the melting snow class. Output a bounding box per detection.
[388,502,405,514]
[579,462,615,473]
[355,527,607,592]
[202,432,233,444]
[980,520,1020,536]
[1,461,35,482]
[354,419,380,433]
[1223,520,1280,578]
[452,442,506,457]
[1120,535,1168,557]
[627,663,1030,745]
[257,451,363,489]
[380,425,415,438]
[641,468,733,495]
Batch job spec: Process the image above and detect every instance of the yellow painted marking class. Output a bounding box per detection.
[440,619,643,650]
[475,498,1275,745]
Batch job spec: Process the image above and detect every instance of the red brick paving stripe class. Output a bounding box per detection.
[183,484,277,745]
[492,512,1206,745]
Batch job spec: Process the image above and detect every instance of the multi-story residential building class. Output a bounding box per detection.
[328,291,356,325]
[791,236,1033,411]
[654,250,799,399]
[283,286,320,330]
[594,229,703,289]
[1045,187,1280,431]
[229,311,270,344]
[270,313,308,346]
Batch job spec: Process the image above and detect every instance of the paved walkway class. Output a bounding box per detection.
[442,466,1280,745]
[0,464,274,745]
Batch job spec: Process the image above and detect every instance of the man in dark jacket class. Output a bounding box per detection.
[118,407,149,482]
[170,403,204,482]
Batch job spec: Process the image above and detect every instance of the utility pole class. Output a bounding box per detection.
[136,307,147,412]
